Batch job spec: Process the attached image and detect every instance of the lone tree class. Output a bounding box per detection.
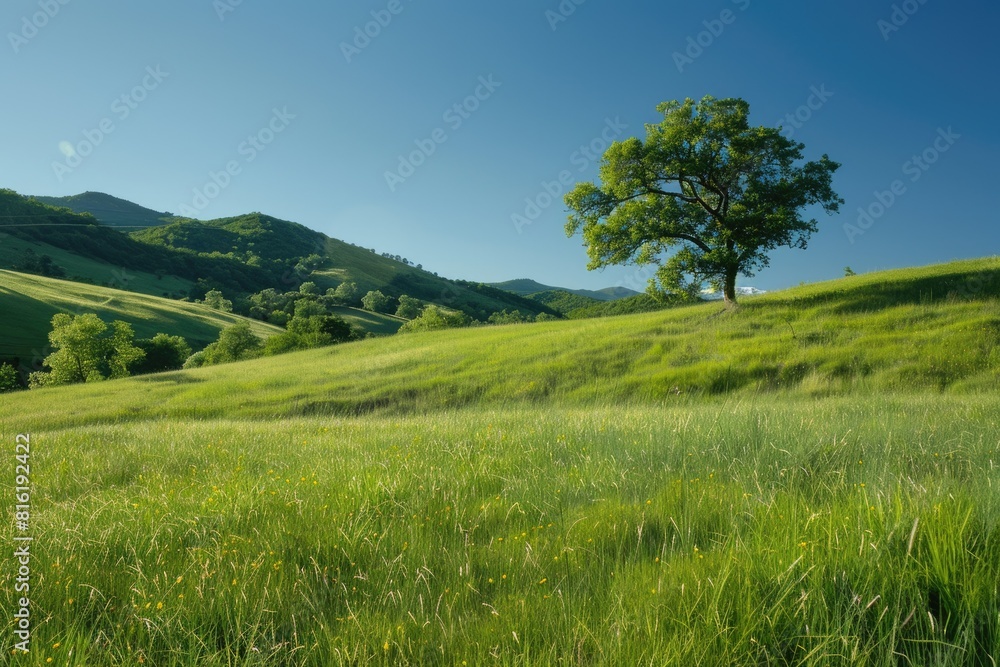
[565,96,843,305]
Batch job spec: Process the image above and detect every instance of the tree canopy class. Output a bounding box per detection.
[106,321,145,379]
[202,321,262,365]
[135,334,193,374]
[32,313,145,386]
[565,96,842,305]
[361,290,392,314]
[203,289,234,312]
[395,295,425,320]
[331,281,359,305]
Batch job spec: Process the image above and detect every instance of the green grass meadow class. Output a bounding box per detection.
[2,400,999,665]
[2,257,1000,665]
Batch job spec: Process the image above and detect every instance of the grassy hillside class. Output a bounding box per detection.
[0,200,403,338]
[3,256,998,427]
[0,270,281,362]
[2,257,1000,664]
[0,398,996,666]
[32,191,172,228]
[4,256,1000,664]
[315,236,446,297]
[0,234,194,298]
[330,306,405,335]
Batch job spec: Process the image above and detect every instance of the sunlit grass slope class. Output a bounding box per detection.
[330,306,405,335]
[0,235,194,299]
[4,256,998,427]
[0,269,281,359]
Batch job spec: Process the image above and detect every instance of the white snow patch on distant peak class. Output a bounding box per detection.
[700,286,767,300]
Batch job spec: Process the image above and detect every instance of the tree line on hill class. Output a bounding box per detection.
[378,251,421,269]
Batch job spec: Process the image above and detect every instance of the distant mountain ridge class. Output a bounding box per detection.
[491,278,640,302]
[22,194,642,305]
[32,191,173,229]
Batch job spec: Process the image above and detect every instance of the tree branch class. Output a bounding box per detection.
[679,174,722,220]
[646,187,699,205]
[667,232,712,254]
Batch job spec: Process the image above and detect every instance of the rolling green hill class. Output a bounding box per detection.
[131,212,325,263]
[0,189,271,295]
[2,257,1000,665]
[492,279,659,319]
[0,269,282,364]
[330,306,405,335]
[566,292,683,319]
[6,256,999,425]
[0,234,194,298]
[524,288,683,318]
[2,189,559,323]
[32,191,173,228]
[593,285,641,299]
[132,212,560,321]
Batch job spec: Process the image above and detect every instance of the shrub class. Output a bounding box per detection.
[488,310,532,325]
[135,334,193,375]
[199,322,263,366]
[398,306,471,333]
[0,364,21,392]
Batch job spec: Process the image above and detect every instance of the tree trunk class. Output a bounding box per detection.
[722,269,738,307]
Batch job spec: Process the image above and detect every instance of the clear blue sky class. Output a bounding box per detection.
[2,0,997,292]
